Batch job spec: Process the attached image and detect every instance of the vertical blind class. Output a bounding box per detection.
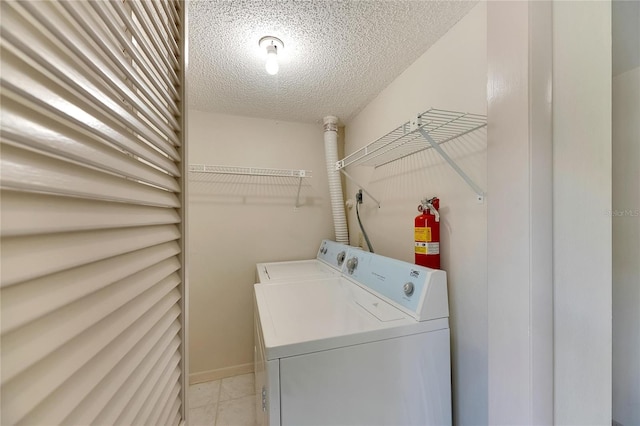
[0,0,187,424]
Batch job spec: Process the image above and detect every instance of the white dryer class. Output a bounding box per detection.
[254,250,452,426]
[255,239,354,284]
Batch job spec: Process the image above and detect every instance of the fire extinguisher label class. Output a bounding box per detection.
[414,227,432,242]
[415,241,439,254]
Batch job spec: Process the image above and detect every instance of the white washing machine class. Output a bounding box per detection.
[255,240,354,284]
[254,250,452,426]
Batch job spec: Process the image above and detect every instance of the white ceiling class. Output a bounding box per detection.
[188,0,476,124]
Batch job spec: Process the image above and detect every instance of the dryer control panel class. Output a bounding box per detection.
[342,251,449,322]
[316,240,355,270]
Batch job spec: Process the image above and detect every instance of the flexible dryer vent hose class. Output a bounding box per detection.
[323,116,349,244]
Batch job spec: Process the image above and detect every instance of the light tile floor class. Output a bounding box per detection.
[189,373,256,426]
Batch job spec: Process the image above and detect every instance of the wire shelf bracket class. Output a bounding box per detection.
[188,164,312,207]
[335,108,487,203]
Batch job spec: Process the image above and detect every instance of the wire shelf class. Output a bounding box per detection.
[188,164,312,207]
[188,164,311,178]
[337,108,487,170]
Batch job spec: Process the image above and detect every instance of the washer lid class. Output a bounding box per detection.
[256,259,339,284]
[254,278,449,360]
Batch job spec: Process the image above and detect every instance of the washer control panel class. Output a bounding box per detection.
[317,240,355,270]
[342,251,447,321]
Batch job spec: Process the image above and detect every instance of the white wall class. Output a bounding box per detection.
[344,4,487,424]
[553,1,612,424]
[187,110,335,381]
[487,2,614,423]
[612,66,640,426]
[612,3,640,425]
[612,0,640,77]
[486,1,553,423]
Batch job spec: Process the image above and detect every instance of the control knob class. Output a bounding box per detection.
[337,251,346,266]
[403,282,415,296]
[346,257,358,274]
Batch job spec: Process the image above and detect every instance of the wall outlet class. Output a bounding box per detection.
[358,232,364,248]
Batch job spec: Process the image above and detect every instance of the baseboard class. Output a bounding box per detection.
[189,363,254,384]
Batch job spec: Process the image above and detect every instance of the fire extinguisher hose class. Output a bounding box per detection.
[356,200,375,253]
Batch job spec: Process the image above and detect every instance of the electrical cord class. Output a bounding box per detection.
[356,198,374,253]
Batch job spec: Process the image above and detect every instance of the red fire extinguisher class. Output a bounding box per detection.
[415,197,440,269]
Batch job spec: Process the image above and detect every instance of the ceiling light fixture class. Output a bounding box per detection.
[259,36,284,76]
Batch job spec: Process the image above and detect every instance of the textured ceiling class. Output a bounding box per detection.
[188,0,476,124]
